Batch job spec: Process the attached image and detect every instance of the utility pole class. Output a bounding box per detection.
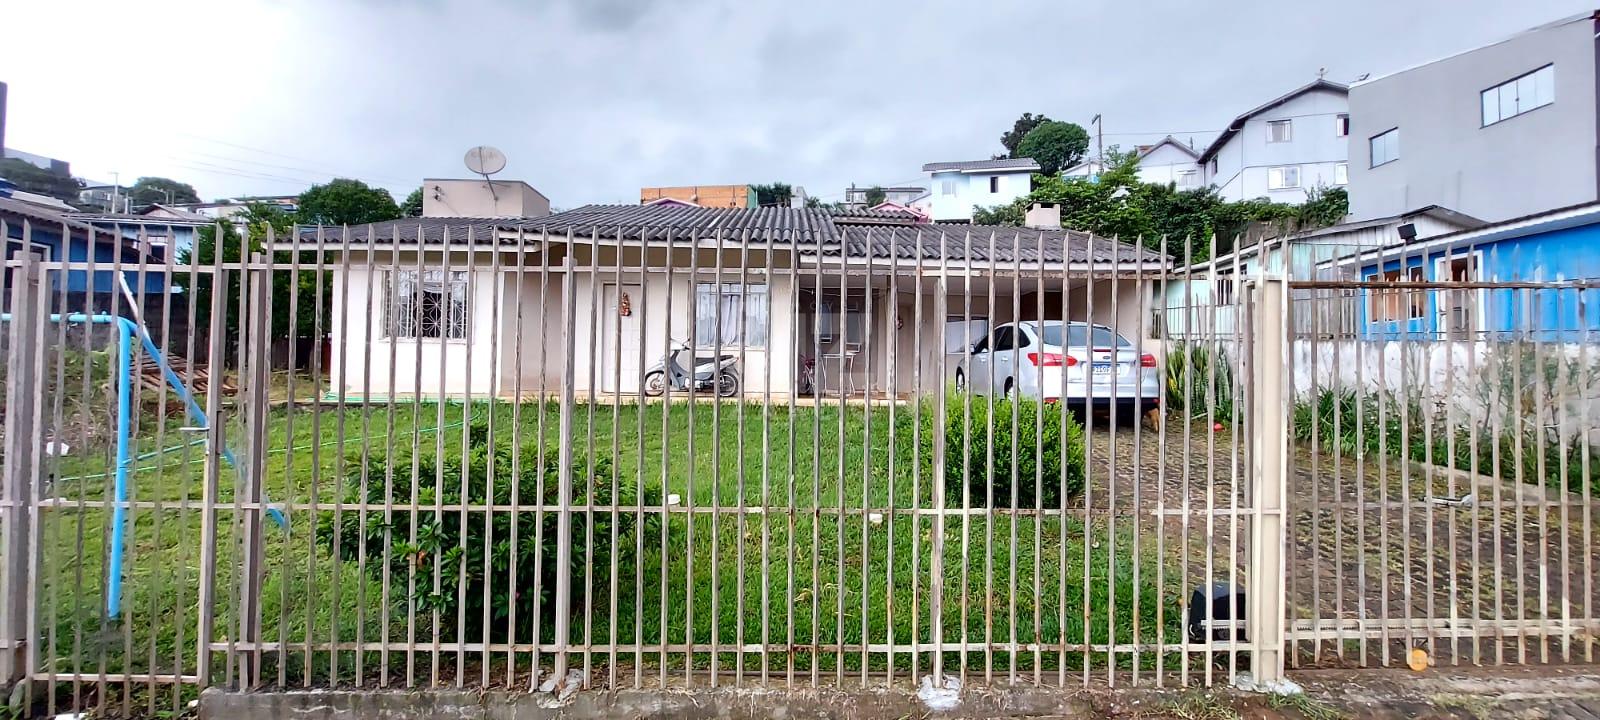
[1090,114,1105,176]
[110,171,120,213]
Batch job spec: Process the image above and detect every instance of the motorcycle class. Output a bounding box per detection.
[642,339,741,397]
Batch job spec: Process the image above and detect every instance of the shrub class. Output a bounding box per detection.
[1164,343,1236,423]
[1291,388,1600,496]
[941,396,1086,508]
[316,421,655,643]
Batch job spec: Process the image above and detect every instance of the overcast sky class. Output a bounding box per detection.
[3,0,1590,207]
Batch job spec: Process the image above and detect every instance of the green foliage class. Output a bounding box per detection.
[295,178,401,226]
[999,112,1052,158]
[863,185,887,207]
[0,158,83,202]
[1164,343,1237,423]
[941,397,1086,508]
[1298,186,1349,228]
[129,177,201,206]
[751,182,794,208]
[970,151,1317,258]
[401,186,424,217]
[1014,120,1091,175]
[316,420,656,643]
[179,202,327,348]
[1291,388,1600,496]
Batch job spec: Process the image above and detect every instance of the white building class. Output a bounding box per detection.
[1197,79,1350,203]
[1133,136,1204,188]
[922,158,1040,222]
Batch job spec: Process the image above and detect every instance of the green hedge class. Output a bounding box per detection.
[941,396,1086,508]
[315,421,656,643]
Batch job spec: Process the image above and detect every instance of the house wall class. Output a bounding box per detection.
[1347,17,1598,222]
[328,250,504,398]
[1206,87,1349,203]
[639,185,755,208]
[1136,144,1203,188]
[927,170,1033,222]
[422,179,550,219]
[1358,221,1600,341]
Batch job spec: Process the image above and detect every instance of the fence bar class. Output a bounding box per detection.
[1,251,43,688]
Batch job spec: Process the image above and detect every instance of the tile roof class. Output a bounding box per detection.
[829,225,1166,264]
[292,204,1167,266]
[921,158,1041,173]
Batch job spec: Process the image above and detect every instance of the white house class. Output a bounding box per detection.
[1134,136,1204,188]
[282,183,1169,401]
[922,158,1040,222]
[1197,79,1350,203]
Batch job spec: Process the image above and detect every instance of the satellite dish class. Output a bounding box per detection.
[464,145,507,176]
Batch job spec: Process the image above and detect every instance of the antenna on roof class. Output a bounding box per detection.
[464,145,507,202]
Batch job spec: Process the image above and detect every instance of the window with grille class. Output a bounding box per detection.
[388,269,469,339]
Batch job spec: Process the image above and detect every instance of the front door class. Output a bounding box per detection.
[601,283,644,393]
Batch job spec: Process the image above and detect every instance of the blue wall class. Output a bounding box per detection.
[1359,221,1600,341]
[4,222,170,295]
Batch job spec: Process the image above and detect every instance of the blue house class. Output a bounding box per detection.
[1336,202,1600,342]
[68,204,211,262]
[1,193,169,304]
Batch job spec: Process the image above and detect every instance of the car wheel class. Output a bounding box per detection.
[954,370,966,393]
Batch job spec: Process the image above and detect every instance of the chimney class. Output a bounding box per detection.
[1025,202,1061,230]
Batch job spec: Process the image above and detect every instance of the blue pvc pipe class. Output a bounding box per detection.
[1,312,286,620]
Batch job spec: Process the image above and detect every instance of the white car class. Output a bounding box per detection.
[954,321,1160,415]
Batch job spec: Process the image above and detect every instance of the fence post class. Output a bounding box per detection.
[1248,275,1289,685]
[1,251,43,688]
[552,246,576,686]
[235,253,271,688]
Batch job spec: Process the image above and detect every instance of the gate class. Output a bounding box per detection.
[1,215,1333,716]
[1283,265,1600,669]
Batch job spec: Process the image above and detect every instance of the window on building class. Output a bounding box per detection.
[1215,274,1235,306]
[1208,157,1218,176]
[1267,119,1293,143]
[389,269,469,339]
[1334,162,1349,185]
[1267,165,1301,190]
[1177,169,1199,187]
[1369,128,1400,167]
[1335,113,1350,137]
[989,176,1000,193]
[697,283,768,347]
[1366,266,1425,321]
[940,179,956,196]
[1482,64,1554,126]
[945,317,989,354]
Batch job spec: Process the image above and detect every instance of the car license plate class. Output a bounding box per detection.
[1091,363,1113,376]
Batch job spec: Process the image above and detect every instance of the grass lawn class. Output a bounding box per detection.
[36,397,1182,695]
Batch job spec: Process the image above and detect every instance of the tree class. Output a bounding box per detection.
[863,186,887,207]
[401,187,425,217]
[969,150,1318,259]
[751,182,794,208]
[1014,121,1091,176]
[129,177,201,206]
[296,178,401,226]
[1000,112,1052,159]
[180,202,328,360]
[0,158,83,202]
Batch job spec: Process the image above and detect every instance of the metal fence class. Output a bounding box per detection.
[0,218,1593,717]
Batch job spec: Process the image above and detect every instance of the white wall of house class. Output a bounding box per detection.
[1137,143,1203,188]
[928,169,1034,222]
[1205,87,1350,203]
[329,250,505,398]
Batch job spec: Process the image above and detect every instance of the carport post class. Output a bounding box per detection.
[1248,274,1289,685]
